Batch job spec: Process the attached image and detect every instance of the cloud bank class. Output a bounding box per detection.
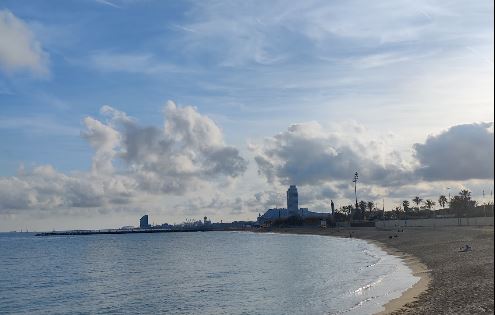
[251,121,494,204]
[0,108,492,217]
[251,121,412,186]
[413,123,494,181]
[0,102,247,214]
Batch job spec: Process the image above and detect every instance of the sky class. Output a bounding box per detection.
[0,0,493,231]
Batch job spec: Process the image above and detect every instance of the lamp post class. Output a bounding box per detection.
[447,187,451,206]
[483,190,486,217]
[353,172,359,210]
[382,198,385,220]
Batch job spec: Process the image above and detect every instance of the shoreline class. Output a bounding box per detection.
[259,226,494,314]
[368,240,431,315]
[257,228,430,314]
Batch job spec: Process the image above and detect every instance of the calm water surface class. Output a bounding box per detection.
[0,231,418,314]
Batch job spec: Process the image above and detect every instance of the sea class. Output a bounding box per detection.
[0,231,418,315]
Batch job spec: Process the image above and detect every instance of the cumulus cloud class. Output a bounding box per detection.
[0,10,49,76]
[81,116,120,174]
[0,101,248,214]
[251,121,411,186]
[413,122,494,181]
[107,101,248,193]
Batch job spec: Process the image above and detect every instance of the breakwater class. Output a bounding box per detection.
[35,227,238,236]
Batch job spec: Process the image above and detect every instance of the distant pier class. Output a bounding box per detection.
[35,227,239,236]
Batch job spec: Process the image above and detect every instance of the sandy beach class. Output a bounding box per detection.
[262,226,494,314]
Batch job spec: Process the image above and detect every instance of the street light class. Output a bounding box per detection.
[353,172,359,209]
[483,190,486,217]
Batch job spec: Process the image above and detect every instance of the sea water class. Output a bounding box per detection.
[0,231,418,314]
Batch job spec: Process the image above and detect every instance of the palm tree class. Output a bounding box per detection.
[393,206,403,219]
[402,200,410,214]
[459,189,471,199]
[358,200,367,219]
[341,205,354,220]
[367,201,374,213]
[450,190,476,217]
[438,195,448,208]
[412,196,423,210]
[424,199,435,210]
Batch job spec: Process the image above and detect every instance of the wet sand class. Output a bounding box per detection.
[261,226,494,314]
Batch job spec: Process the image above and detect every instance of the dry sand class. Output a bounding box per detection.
[262,226,494,314]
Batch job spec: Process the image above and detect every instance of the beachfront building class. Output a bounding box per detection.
[259,208,289,222]
[140,215,150,229]
[203,216,211,225]
[257,185,331,225]
[257,207,331,225]
[287,185,299,216]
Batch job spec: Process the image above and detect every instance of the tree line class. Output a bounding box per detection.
[335,189,494,221]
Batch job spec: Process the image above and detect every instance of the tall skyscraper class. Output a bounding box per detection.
[287,185,299,216]
[140,215,150,229]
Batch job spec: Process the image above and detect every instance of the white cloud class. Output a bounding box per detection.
[81,116,121,174]
[174,0,492,67]
[94,0,121,8]
[0,10,49,76]
[109,101,248,194]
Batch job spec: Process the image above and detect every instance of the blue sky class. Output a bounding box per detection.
[0,0,493,230]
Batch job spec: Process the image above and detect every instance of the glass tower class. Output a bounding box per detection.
[287,185,299,216]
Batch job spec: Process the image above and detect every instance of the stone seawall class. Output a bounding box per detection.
[375,216,494,228]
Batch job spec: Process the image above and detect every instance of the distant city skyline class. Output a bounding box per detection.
[0,0,493,231]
